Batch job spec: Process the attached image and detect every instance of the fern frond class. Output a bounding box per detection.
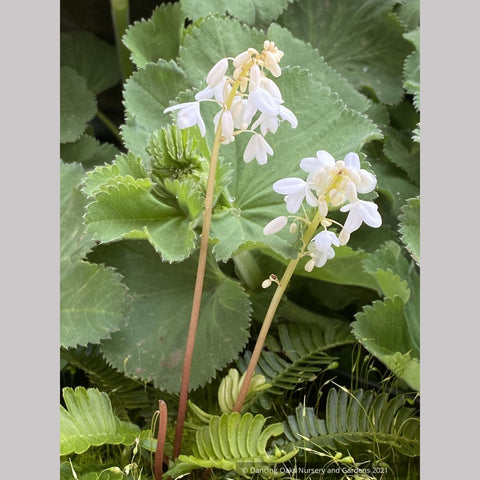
[283,388,419,457]
[165,412,298,478]
[238,321,355,395]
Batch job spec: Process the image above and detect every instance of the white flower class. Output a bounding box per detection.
[195,77,231,102]
[343,152,377,194]
[306,230,339,269]
[251,105,298,135]
[272,177,317,213]
[213,109,235,142]
[163,101,206,137]
[263,216,288,235]
[243,133,274,165]
[340,200,382,234]
[300,150,336,174]
[243,87,283,124]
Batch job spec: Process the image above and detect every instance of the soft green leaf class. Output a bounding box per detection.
[266,23,371,114]
[180,0,293,27]
[403,40,420,110]
[87,240,252,393]
[60,387,141,456]
[352,297,419,391]
[383,127,420,185]
[123,3,184,68]
[123,59,190,136]
[398,196,420,265]
[60,135,120,169]
[60,161,131,348]
[396,0,420,30]
[60,31,120,94]
[84,176,196,262]
[278,0,413,104]
[60,67,97,143]
[60,162,85,210]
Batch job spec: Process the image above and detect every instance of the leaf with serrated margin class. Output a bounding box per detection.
[278,0,413,104]
[399,196,420,265]
[60,387,141,455]
[87,240,252,393]
[396,0,420,30]
[180,0,293,28]
[123,59,189,131]
[60,67,97,143]
[123,3,184,68]
[60,31,120,94]
[352,298,419,391]
[60,161,131,348]
[82,152,148,198]
[266,23,371,114]
[383,127,420,185]
[403,28,420,111]
[84,176,196,262]
[60,135,120,169]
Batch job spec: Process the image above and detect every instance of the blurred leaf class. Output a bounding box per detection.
[60,31,121,94]
[60,67,97,143]
[396,0,420,30]
[279,0,412,104]
[60,135,120,169]
[403,28,420,111]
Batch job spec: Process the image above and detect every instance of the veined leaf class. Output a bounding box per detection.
[165,412,298,478]
[123,3,184,68]
[180,0,294,28]
[398,197,420,265]
[278,0,413,104]
[283,387,419,457]
[60,31,120,94]
[396,0,420,30]
[84,176,197,263]
[403,28,420,111]
[87,240,252,393]
[60,67,97,143]
[60,387,141,456]
[60,161,131,348]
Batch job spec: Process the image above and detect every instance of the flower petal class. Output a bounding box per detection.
[263,216,288,235]
[343,152,360,170]
[273,178,307,194]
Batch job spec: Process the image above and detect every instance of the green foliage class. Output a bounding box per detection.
[283,387,420,457]
[60,162,131,348]
[60,387,142,456]
[403,28,420,111]
[399,196,420,265]
[278,0,413,104]
[123,3,184,68]
[61,31,121,94]
[165,412,298,478]
[60,135,120,170]
[239,321,355,396]
[87,240,252,393]
[60,67,97,143]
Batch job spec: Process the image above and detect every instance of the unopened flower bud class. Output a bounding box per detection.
[261,278,272,289]
[305,258,316,272]
[206,58,229,87]
[339,228,350,246]
[318,198,328,217]
[289,222,298,234]
[263,216,288,235]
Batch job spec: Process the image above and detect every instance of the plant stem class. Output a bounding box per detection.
[109,0,133,82]
[96,110,122,143]
[233,212,322,412]
[172,124,223,460]
[172,61,254,459]
[154,400,168,480]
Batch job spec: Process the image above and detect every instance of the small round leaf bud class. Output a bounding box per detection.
[261,279,272,289]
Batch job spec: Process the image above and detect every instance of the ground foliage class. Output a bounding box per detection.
[60,1,420,478]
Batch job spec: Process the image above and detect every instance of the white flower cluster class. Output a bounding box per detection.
[164,41,297,165]
[263,150,382,271]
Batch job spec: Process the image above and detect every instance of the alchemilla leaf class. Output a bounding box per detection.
[88,241,252,393]
[60,67,97,143]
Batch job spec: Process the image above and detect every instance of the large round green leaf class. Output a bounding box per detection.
[88,240,252,393]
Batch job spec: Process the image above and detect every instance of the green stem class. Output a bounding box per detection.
[233,212,322,412]
[96,110,122,143]
[109,0,133,82]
